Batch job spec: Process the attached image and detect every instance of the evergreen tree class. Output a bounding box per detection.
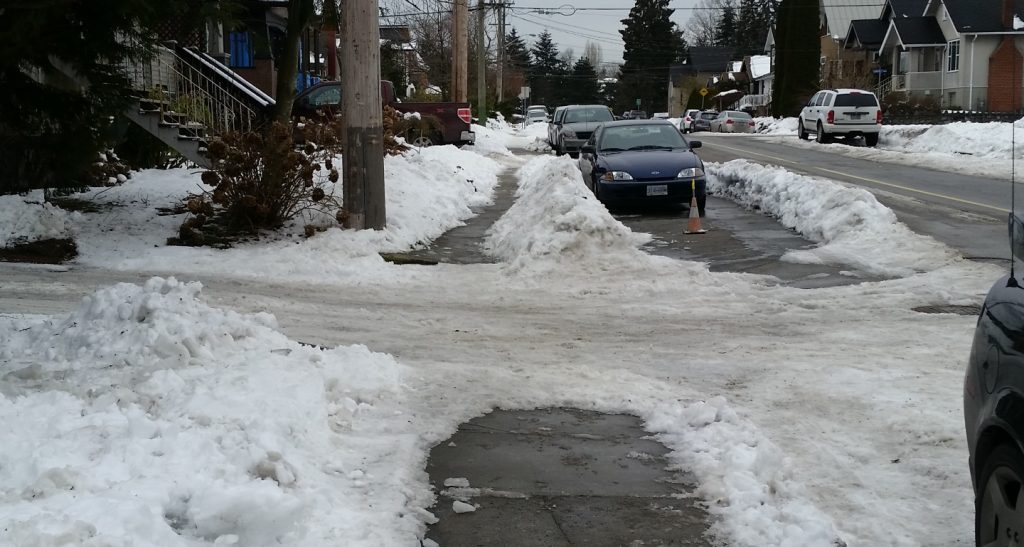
[505,28,533,72]
[734,0,759,55]
[771,0,819,116]
[715,5,738,46]
[0,0,182,193]
[568,58,600,104]
[529,31,568,105]
[616,0,687,114]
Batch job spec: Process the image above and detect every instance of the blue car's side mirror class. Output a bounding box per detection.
[689,140,702,149]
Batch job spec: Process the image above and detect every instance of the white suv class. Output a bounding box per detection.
[798,88,881,146]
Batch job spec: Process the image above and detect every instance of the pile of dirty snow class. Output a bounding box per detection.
[0,277,428,546]
[880,120,1024,158]
[755,117,799,135]
[0,193,76,248]
[484,155,650,270]
[708,159,959,277]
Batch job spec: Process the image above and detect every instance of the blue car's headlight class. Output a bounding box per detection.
[601,171,634,181]
[677,167,705,178]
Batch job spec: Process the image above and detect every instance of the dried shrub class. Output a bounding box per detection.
[181,120,343,239]
[882,92,941,118]
[383,106,410,155]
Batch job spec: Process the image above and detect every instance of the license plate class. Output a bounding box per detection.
[848,113,865,119]
[646,185,668,196]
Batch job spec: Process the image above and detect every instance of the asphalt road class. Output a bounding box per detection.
[692,133,1012,263]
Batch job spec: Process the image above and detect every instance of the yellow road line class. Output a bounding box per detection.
[702,140,1011,214]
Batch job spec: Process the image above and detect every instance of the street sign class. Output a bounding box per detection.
[872,68,888,75]
[635,98,641,107]
[518,86,530,99]
[699,88,709,97]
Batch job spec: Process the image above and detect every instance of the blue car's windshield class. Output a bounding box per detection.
[563,108,614,124]
[599,124,687,152]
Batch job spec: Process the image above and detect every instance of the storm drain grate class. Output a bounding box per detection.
[912,305,982,316]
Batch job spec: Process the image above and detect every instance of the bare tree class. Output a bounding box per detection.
[686,0,735,47]
[583,41,603,66]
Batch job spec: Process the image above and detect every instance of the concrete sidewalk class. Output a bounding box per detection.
[425,408,713,546]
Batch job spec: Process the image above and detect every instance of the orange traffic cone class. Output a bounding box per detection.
[684,180,706,234]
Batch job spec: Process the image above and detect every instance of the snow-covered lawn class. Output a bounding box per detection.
[755,116,1023,180]
[0,122,1004,546]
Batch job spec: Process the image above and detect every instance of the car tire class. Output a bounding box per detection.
[798,119,809,140]
[864,133,879,147]
[976,443,1024,546]
[411,134,434,147]
[555,143,565,156]
[816,122,831,144]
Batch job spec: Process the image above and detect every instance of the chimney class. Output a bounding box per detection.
[1004,0,1014,29]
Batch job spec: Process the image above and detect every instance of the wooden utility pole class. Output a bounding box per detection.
[341,0,386,229]
[496,2,505,103]
[476,0,486,122]
[452,0,469,101]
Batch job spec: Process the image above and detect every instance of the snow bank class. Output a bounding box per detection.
[0,193,76,248]
[755,117,798,135]
[0,277,422,546]
[708,159,959,277]
[880,120,1024,158]
[474,121,550,153]
[72,146,502,283]
[646,397,843,546]
[484,155,650,270]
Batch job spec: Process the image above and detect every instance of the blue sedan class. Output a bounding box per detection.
[577,120,707,215]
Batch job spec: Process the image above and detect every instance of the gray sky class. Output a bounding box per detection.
[506,0,704,69]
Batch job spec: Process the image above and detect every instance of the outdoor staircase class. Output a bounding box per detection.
[122,45,276,168]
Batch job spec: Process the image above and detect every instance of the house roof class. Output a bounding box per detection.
[881,16,947,48]
[884,0,928,18]
[748,55,771,79]
[942,0,1024,33]
[671,46,738,84]
[820,0,886,38]
[846,19,887,48]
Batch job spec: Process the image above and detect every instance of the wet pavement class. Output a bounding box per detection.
[425,408,713,547]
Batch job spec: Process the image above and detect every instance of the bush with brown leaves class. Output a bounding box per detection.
[196,121,343,233]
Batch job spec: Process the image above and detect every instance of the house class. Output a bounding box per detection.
[865,0,1024,111]
[820,0,887,88]
[844,0,928,90]
[735,55,773,113]
[667,47,737,115]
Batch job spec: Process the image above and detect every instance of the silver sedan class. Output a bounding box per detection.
[709,111,755,133]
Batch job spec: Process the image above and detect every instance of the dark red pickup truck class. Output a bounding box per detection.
[292,80,475,146]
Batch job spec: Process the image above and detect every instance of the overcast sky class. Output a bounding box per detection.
[506,0,705,69]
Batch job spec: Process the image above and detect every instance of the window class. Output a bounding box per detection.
[948,40,960,72]
[307,85,341,106]
[228,32,254,68]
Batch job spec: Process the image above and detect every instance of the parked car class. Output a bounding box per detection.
[576,119,706,214]
[553,104,615,157]
[526,110,548,125]
[709,110,756,133]
[798,88,881,146]
[679,109,701,133]
[965,213,1024,546]
[547,106,567,146]
[691,110,718,132]
[652,112,670,119]
[622,110,648,120]
[292,80,474,146]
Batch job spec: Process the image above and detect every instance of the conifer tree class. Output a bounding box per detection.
[0,0,182,193]
[529,31,568,105]
[505,28,533,73]
[715,5,738,46]
[771,0,819,116]
[617,0,686,113]
[568,58,600,104]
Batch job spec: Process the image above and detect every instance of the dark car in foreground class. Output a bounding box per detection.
[965,213,1024,545]
[577,120,706,214]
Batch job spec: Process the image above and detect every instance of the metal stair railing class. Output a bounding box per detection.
[121,45,266,137]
